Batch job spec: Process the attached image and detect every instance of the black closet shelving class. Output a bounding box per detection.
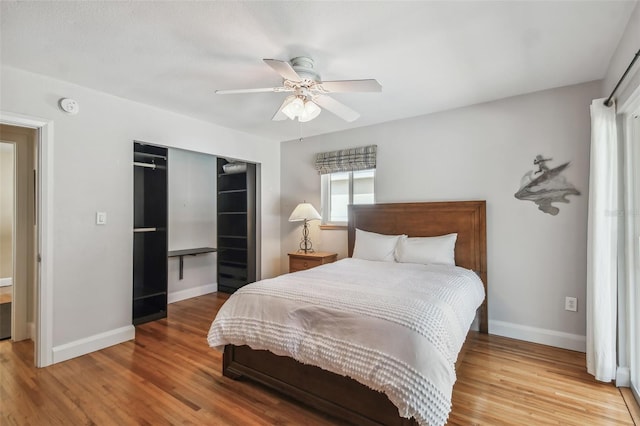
[133,142,168,325]
[217,158,256,293]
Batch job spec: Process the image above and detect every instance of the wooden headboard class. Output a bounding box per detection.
[348,201,488,333]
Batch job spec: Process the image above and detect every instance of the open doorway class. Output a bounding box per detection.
[0,112,53,368]
[0,125,37,352]
[0,142,15,339]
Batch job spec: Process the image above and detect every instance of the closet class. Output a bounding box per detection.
[216,158,256,293]
[133,142,168,325]
[132,148,257,320]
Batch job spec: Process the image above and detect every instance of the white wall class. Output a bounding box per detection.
[281,81,601,351]
[0,66,281,358]
[603,2,640,104]
[167,148,217,300]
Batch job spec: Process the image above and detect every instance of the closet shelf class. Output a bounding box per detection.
[218,246,247,251]
[218,189,248,194]
[134,227,157,233]
[133,290,166,301]
[219,260,248,267]
[134,151,167,160]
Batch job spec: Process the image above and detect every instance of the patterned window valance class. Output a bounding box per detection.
[314,145,377,175]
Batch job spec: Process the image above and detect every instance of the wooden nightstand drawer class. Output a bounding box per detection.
[288,252,338,273]
[290,257,322,272]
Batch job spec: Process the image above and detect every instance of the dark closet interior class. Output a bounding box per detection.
[216,158,256,293]
[133,142,168,325]
[132,147,258,324]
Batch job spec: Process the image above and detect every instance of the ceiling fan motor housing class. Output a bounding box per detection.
[290,57,321,82]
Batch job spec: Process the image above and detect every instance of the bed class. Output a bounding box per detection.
[208,201,488,425]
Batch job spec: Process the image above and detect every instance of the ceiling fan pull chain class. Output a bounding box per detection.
[298,120,303,142]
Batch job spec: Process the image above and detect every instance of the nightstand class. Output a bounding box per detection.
[288,252,338,273]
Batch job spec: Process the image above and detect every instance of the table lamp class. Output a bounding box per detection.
[289,202,322,253]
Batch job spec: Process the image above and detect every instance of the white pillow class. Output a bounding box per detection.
[395,233,457,265]
[352,229,405,262]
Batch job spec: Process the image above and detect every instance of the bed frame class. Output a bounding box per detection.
[222,201,488,425]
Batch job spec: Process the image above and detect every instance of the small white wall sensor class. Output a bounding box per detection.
[59,98,79,115]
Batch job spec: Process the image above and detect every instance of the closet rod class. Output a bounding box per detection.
[604,48,640,107]
[133,161,157,169]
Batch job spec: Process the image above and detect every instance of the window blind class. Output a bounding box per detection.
[314,145,377,175]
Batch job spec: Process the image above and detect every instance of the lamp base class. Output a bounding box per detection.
[297,219,315,254]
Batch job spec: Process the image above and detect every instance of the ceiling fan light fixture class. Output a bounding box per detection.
[282,96,304,120]
[217,57,381,123]
[299,100,321,122]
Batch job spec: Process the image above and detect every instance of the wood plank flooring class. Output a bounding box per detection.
[622,387,640,424]
[450,334,634,425]
[0,292,636,425]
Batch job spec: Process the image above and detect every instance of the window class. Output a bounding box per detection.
[315,144,377,227]
[321,169,375,225]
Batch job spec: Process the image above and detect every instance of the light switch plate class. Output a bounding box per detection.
[565,296,577,312]
[96,211,107,225]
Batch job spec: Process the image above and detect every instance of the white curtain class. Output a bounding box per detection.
[586,99,619,382]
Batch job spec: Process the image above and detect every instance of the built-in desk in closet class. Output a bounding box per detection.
[168,247,217,280]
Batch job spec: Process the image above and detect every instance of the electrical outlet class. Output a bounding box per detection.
[565,296,577,312]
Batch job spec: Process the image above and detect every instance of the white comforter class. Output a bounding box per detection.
[207,258,485,426]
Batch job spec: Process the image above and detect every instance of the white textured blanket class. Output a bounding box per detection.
[207,258,485,426]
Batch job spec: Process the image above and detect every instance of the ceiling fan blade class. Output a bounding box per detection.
[319,79,382,93]
[313,95,360,122]
[263,59,302,82]
[215,87,284,95]
[272,96,293,121]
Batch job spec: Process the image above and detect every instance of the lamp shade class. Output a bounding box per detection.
[299,100,321,122]
[282,97,305,120]
[289,202,321,222]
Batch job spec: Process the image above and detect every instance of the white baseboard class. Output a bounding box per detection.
[490,320,586,352]
[616,366,631,387]
[632,382,640,405]
[52,325,135,364]
[168,283,216,304]
[0,277,12,287]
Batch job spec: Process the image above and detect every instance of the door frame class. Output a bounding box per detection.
[0,111,53,367]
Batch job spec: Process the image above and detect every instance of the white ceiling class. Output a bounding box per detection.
[1,1,636,142]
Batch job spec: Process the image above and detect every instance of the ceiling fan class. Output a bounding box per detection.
[215,57,382,123]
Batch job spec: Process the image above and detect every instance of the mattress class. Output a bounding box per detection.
[208,258,485,426]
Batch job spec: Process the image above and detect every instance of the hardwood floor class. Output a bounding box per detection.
[0,292,635,425]
[622,388,640,424]
[450,334,634,425]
